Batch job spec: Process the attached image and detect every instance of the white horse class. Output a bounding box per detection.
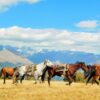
[13,60,53,84]
[13,65,31,83]
[34,60,53,84]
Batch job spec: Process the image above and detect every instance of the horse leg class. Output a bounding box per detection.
[93,76,99,85]
[95,80,99,85]
[34,73,38,84]
[12,75,16,84]
[48,74,53,87]
[40,76,44,83]
[73,75,76,82]
[91,78,95,85]
[19,74,24,84]
[99,77,100,81]
[3,75,6,84]
[20,74,25,84]
[39,76,42,84]
[12,74,17,84]
[48,76,51,87]
[15,75,19,84]
[20,76,22,83]
[16,77,19,83]
[66,73,73,85]
[12,70,19,84]
[86,74,93,85]
[68,76,73,85]
[3,72,7,84]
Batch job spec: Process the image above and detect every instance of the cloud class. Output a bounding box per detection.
[0,26,100,54]
[75,20,98,28]
[0,0,41,12]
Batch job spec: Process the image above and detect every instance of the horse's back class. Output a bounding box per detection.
[94,64,100,75]
[2,67,15,76]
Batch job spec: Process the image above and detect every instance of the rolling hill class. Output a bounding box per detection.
[0,49,33,67]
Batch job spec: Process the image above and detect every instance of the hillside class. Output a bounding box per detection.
[0,49,33,67]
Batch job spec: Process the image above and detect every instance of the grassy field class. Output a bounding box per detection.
[0,80,100,100]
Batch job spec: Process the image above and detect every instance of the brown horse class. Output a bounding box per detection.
[0,67,17,84]
[41,62,87,86]
[85,64,100,85]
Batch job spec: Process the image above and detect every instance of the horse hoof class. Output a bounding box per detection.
[34,82,37,84]
[65,83,69,85]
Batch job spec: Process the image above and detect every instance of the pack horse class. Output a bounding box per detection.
[13,60,53,84]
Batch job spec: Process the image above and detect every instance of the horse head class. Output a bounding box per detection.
[84,65,97,79]
[76,61,88,72]
[76,62,91,79]
[43,59,53,66]
[83,65,91,79]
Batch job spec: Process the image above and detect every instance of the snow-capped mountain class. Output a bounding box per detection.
[0,45,100,65]
[28,50,100,64]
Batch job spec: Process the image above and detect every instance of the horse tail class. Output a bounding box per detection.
[14,67,18,71]
[0,68,3,77]
[41,66,49,82]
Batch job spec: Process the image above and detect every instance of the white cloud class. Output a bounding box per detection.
[75,20,98,28]
[0,0,41,12]
[26,0,41,4]
[0,26,100,54]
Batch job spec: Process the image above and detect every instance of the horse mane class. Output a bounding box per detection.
[87,64,96,69]
[75,61,85,65]
[14,67,18,71]
[87,65,92,69]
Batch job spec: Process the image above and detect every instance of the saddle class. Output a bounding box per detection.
[26,64,37,76]
[55,64,69,72]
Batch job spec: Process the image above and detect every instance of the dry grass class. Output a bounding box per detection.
[0,80,100,100]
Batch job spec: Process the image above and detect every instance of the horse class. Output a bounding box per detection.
[0,67,17,84]
[84,64,100,85]
[41,62,87,86]
[13,60,53,84]
[13,65,34,84]
[33,60,53,84]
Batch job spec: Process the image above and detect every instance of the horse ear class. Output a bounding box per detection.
[82,62,85,65]
[44,59,47,65]
[76,61,80,64]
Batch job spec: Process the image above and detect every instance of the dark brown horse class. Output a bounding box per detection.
[41,62,87,86]
[0,67,17,84]
[85,64,100,85]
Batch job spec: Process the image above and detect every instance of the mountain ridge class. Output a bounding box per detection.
[0,46,100,65]
[28,50,100,64]
[0,49,33,66]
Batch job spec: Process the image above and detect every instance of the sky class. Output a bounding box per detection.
[0,0,100,54]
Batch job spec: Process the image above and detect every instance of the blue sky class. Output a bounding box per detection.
[0,0,100,54]
[0,0,100,30]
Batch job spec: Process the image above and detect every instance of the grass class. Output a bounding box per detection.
[0,80,100,100]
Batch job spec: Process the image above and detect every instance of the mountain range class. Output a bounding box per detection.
[0,45,100,67]
[28,50,100,64]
